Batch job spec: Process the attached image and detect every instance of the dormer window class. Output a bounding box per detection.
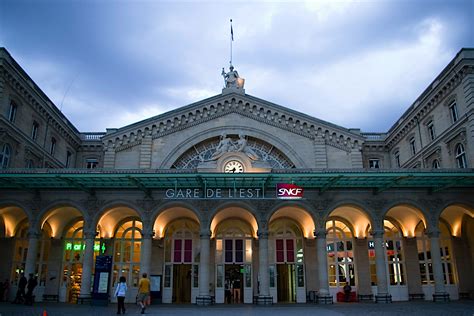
[86,158,98,169]
[432,159,440,169]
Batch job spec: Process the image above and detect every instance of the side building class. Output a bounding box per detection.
[0,47,473,305]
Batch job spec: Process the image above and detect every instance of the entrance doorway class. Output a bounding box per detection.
[172,264,192,303]
[277,264,296,303]
[225,265,244,304]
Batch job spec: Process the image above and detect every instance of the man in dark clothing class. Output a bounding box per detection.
[343,284,352,302]
[14,273,27,304]
[24,274,37,305]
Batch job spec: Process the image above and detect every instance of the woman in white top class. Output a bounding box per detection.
[115,276,127,314]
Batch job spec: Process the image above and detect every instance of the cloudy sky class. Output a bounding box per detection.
[1,0,473,133]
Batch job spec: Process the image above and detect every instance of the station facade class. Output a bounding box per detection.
[0,47,473,304]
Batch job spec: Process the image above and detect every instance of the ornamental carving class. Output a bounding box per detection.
[172,135,295,169]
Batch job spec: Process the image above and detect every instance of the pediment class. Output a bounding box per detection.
[102,92,365,151]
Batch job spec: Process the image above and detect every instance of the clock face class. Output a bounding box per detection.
[224,160,244,173]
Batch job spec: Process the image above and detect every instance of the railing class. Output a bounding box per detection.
[361,132,386,141]
[80,132,105,141]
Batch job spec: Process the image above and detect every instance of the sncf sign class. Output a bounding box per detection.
[276,183,304,199]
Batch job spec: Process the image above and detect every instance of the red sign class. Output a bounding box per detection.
[276,183,304,199]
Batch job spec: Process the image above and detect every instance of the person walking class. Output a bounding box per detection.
[14,273,27,304]
[137,273,150,314]
[343,284,352,302]
[114,276,127,314]
[24,274,37,305]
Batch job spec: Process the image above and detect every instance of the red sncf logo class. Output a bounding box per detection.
[276,183,304,199]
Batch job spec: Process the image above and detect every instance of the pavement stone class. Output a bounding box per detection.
[0,301,473,316]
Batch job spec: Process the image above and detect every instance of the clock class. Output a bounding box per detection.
[224,160,244,173]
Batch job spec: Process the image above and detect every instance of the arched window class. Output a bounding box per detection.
[416,222,456,285]
[11,223,51,288]
[62,221,101,303]
[394,151,400,168]
[1,144,12,169]
[432,159,440,169]
[384,220,405,285]
[113,219,142,289]
[326,219,355,288]
[455,144,467,168]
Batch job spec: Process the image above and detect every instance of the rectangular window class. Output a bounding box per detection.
[66,151,72,168]
[286,239,294,262]
[276,239,284,263]
[50,138,56,156]
[269,265,275,287]
[394,152,400,168]
[427,121,435,141]
[8,101,17,122]
[31,122,39,140]
[235,239,243,263]
[369,159,380,169]
[184,239,192,263]
[449,102,458,123]
[86,158,98,169]
[173,239,182,262]
[297,264,304,287]
[164,264,171,287]
[193,264,199,287]
[410,138,416,155]
[224,240,233,263]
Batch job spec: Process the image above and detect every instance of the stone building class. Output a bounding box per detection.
[0,47,473,305]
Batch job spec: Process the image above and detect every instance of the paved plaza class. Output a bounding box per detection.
[0,301,473,316]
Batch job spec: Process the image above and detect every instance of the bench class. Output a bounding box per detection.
[77,295,92,304]
[409,293,425,301]
[253,295,273,305]
[42,294,59,302]
[316,294,333,304]
[337,291,357,302]
[195,295,214,305]
[459,292,470,300]
[375,294,392,303]
[358,294,374,302]
[433,293,450,302]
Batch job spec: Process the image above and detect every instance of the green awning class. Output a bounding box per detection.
[0,169,473,193]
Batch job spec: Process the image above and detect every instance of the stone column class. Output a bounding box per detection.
[24,230,40,277]
[372,230,391,303]
[257,230,271,303]
[140,229,153,277]
[79,231,96,297]
[428,230,449,302]
[315,231,332,303]
[197,230,211,304]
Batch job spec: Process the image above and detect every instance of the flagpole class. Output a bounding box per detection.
[230,19,233,66]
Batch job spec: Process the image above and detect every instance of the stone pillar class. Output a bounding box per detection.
[24,230,40,277]
[197,230,211,305]
[140,229,153,277]
[402,237,422,295]
[315,231,332,303]
[372,230,391,303]
[79,231,96,297]
[257,230,271,303]
[428,230,449,302]
[354,238,372,295]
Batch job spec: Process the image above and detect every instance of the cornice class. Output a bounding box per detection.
[102,93,365,153]
[385,62,474,149]
[0,62,82,148]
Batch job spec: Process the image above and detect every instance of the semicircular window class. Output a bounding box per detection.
[172,135,295,169]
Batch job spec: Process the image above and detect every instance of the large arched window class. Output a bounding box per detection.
[326,219,355,288]
[455,144,467,168]
[384,220,405,285]
[0,144,12,169]
[415,222,456,285]
[113,219,142,288]
[62,221,101,303]
[11,223,51,288]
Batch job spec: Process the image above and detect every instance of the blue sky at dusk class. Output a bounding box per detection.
[1,0,473,132]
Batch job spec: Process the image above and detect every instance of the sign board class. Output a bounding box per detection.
[276,183,304,199]
[92,255,112,305]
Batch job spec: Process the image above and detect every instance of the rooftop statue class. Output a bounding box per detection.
[221,64,244,89]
